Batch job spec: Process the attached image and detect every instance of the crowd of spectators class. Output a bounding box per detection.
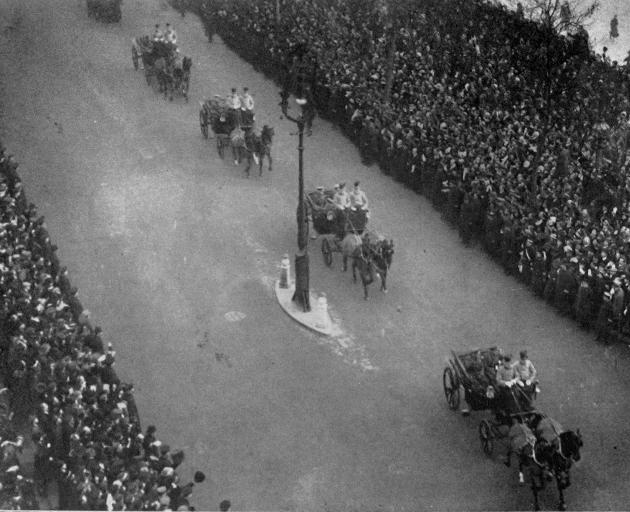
[0,142,202,509]
[194,0,630,342]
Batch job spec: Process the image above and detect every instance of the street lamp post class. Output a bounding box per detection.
[281,88,311,312]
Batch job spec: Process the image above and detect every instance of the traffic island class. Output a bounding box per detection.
[275,279,334,336]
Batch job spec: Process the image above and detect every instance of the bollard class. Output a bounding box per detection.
[315,293,331,331]
[279,254,290,288]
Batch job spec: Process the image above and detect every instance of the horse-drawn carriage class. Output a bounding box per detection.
[131,37,191,101]
[199,96,233,158]
[199,97,273,176]
[443,347,582,511]
[443,346,538,454]
[87,0,122,22]
[304,190,393,299]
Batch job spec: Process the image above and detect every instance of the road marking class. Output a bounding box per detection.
[224,311,246,322]
[139,148,153,160]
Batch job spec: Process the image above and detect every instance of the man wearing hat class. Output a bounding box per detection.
[349,181,369,211]
[164,23,177,45]
[333,183,350,211]
[332,184,350,239]
[228,88,242,126]
[153,24,164,42]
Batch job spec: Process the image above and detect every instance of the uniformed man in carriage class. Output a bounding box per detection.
[228,88,242,127]
[153,24,164,42]
[164,23,177,45]
[512,350,539,403]
[349,181,369,211]
[242,87,255,115]
[332,183,350,239]
[495,355,519,418]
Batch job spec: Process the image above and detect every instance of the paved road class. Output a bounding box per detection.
[1,0,630,510]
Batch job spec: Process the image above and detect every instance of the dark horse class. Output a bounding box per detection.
[244,125,274,176]
[171,56,192,102]
[527,414,583,511]
[343,236,394,300]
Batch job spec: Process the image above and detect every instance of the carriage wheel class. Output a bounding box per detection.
[200,111,208,139]
[132,48,139,71]
[443,367,460,410]
[479,420,494,456]
[322,238,333,267]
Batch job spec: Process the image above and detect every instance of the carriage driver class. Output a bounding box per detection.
[333,184,350,239]
[164,23,177,45]
[242,87,255,113]
[512,350,539,396]
[333,183,350,210]
[349,181,369,211]
[228,88,242,126]
[496,355,518,414]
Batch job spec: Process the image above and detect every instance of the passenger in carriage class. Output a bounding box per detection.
[214,114,232,136]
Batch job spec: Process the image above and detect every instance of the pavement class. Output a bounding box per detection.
[275,280,334,337]
[2,0,630,510]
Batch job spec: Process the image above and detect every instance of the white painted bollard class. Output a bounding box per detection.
[279,254,290,289]
[315,293,331,331]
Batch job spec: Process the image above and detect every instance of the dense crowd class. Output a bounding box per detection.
[194,0,630,341]
[0,142,202,509]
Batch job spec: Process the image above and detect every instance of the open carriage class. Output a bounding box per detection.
[443,347,538,455]
[132,38,189,100]
[304,189,368,267]
[199,96,234,158]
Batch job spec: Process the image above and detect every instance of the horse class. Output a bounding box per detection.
[151,56,172,98]
[230,128,247,165]
[172,56,192,101]
[258,125,274,173]
[504,419,554,511]
[342,234,394,300]
[231,128,260,176]
[529,414,583,511]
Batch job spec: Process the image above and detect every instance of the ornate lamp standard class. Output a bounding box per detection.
[280,64,311,312]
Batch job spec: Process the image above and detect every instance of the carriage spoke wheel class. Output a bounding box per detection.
[322,238,333,267]
[442,367,460,410]
[132,48,139,71]
[199,111,208,139]
[479,420,494,456]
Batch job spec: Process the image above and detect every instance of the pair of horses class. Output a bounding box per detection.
[163,56,192,101]
[340,233,394,300]
[505,414,583,511]
[228,125,274,177]
[152,56,192,101]
[138,38,191,101]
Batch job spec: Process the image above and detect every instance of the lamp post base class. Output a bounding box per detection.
[292,250,310,311]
